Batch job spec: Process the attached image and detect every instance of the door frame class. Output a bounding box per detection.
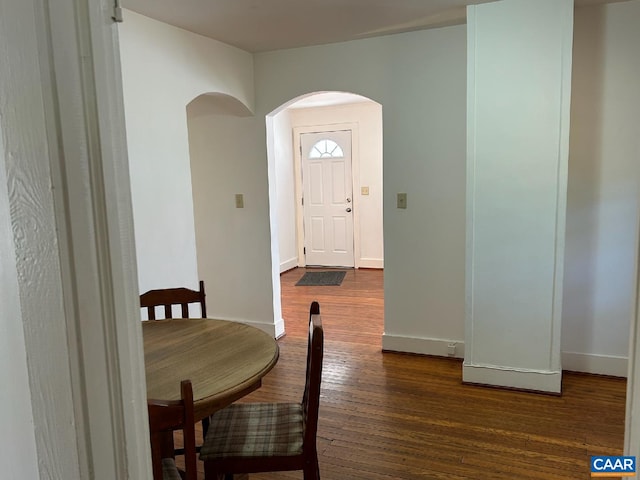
[293,123,360,268]
[2,0,151,477]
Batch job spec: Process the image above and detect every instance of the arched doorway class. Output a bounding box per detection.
[265,91,384,336]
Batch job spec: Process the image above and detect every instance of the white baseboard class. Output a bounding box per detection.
[358,258,384,269]
[562,351,627,377]
[463,363,562,394]
[274,317,285,339]
[279,257,298,273]
[211,316,282,339]
[284,257,383,270]
[375,335,628,379]
[382,334,465,359]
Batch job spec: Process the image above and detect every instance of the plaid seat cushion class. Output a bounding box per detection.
[161,458,182,480]
[200,403,304,460]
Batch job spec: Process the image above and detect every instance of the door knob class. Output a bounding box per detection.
[346,208,352,213]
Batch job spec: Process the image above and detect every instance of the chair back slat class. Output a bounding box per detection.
[140,281,206,319]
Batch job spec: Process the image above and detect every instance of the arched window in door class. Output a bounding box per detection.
[308,139,344,159]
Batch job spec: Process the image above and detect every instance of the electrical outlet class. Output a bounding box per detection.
[235,194,244,208]
[397,193,407,209]
[447,343,456,356]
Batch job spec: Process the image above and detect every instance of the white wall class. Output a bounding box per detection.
[563,0,640,377]
[255,26,467,354]
[187,96,279,334]
[271,109,297,272]
[119,11,254,295]
[288,101,384,269]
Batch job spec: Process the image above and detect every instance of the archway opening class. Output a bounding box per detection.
[265,91,384,339]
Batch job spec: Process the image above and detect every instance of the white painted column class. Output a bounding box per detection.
[464,0,574,393]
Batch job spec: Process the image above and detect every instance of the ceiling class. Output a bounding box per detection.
[121,0,623,53]
[122,0,624,53]
[122,0,499,53]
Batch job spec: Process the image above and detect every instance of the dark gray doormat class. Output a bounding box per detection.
[296,270,346,286]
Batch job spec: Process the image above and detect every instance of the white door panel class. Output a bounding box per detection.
[333,217,347,251]
[310,217,325,251]
[301,130,354,267]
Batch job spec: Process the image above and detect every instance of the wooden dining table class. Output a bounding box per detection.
[143,318,280,422]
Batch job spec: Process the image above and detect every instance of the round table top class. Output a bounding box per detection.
[143,318,279,420]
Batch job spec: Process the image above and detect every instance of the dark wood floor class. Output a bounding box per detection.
[191,267,627,479]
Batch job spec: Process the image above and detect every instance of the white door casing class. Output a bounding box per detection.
[0,0,152,477]
[301,130,354,267]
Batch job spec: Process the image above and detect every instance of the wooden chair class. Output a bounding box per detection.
[200,301,324,480]
[141,281,209,453]
[140,280,207,319]
[148,379,197,480]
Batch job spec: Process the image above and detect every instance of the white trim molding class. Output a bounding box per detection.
[280,257,298,273]
[274,317,286,339]
[358,258,384,269]
[562,352,628,378]
[381,333,629,379]
[625,171,640,461]
[215,316,284,339]
[2,1,87,477]
[462,363,562,394]
[0,93,41,480]
[382,334,465,359]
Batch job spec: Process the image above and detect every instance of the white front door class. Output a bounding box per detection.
[301,130,354,267]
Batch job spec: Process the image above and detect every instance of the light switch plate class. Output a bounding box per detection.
[361,186,369,196]
[397,193,407,209]
[235,194,244,208]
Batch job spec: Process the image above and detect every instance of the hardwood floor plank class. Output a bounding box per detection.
[180,267,625,479]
